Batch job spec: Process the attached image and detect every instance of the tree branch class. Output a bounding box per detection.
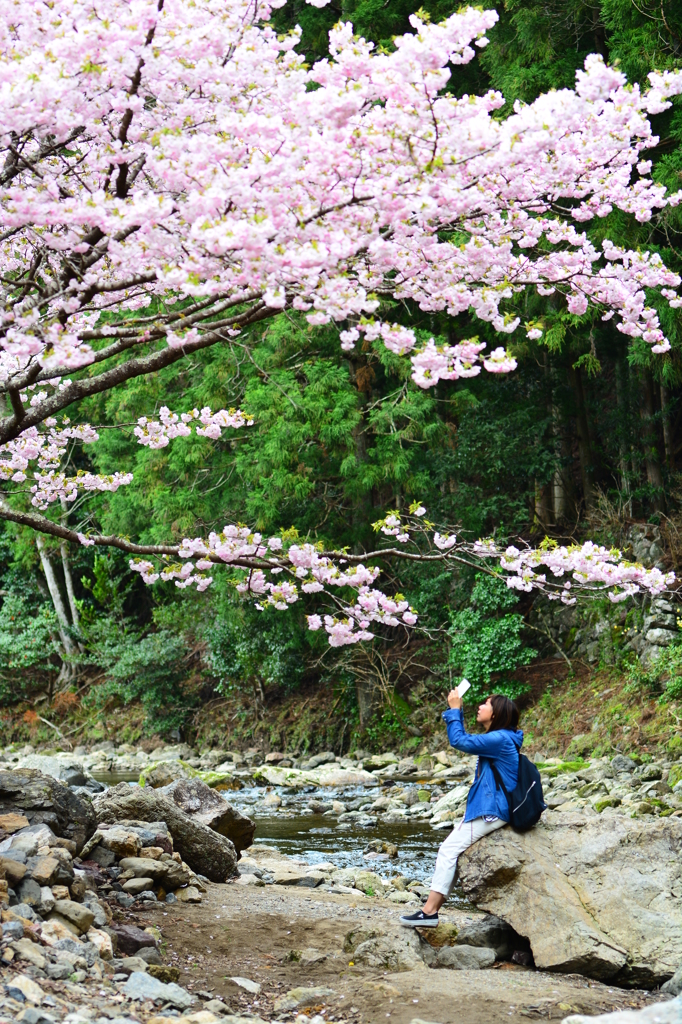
[0,302,273,445]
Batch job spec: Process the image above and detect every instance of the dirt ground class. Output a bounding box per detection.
[118,881,665,1024]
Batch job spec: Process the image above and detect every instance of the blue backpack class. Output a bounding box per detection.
[489,752,546,832]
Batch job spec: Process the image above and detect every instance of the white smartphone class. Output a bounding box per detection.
[456,679,471,698]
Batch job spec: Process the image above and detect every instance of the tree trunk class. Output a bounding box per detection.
[60,541,80,630]
[36,536,76,658]
[641,372,665,510]
[356,676,380,729]
[569,366,596,510]
[660,384,675,472]
[533,479,551,531]
[614,357,633,516]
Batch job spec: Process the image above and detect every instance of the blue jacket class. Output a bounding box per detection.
[442,707,523,823]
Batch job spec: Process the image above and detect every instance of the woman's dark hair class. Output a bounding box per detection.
[486,694,519,732]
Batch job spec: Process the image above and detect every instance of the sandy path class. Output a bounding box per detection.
[128,881,662,1024]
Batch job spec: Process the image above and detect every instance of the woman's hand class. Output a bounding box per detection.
[447,689,462,709]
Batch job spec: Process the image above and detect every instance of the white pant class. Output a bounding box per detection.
[430,815,506,897]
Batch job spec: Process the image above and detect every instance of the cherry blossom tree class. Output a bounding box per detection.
[1,0,682,643]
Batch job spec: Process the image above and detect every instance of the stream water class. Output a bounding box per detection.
[92,773,467,904]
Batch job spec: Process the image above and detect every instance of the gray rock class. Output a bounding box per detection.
[159,778,255,852]
[117,855,188,889]
[54,938,99,967]
[661,966,682,996]
[455,915,527,960]
[122,971,194,1009]
[122,876,155,896]
[0,769,96,853]
[611,756,636,774]
[136,945,163,965]
[17,877,42,906]
[12,902,37,921]
[92,784,237,881]
[645,628,675,647]
[203,999,230,1014]
[353,929,424,971]
[562,995,682,1024]
[636,764,663,782]
[2,919,24,939]
[16,755,89,788]
[50,899,95,934]
[45,961,74,980]
[114,892,135,908]
[274,986,336,1011]
[119,955,149,974]
[88,845,116,868]
[458,815,682,987]
[435,944,496,970]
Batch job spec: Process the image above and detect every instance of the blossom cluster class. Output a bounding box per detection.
[1,0,682,416]
[134,406,253,449]
[130,524,417,645]
[0,399,251,508]
[127,507,675,646]
[31,470,134,510]
[478,539,675,605]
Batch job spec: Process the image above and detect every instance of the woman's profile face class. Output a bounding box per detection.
[477,698,493,726]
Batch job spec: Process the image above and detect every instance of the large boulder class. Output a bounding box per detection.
[92,784,238,881]
[159,779,255,852]
[457,812,682,987]
[16,755,88,787]
[0,770,96,853]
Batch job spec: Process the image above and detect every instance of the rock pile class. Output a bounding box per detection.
[92,783,241,879]
[0,781,245,1023]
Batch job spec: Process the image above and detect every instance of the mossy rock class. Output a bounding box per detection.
[594,797,621,813]
[417,922,458,948]
[541,759,590,778]
[148,964,180,983]
[668,764,682,789]
[565,734,597,758]
[139,760,239,790]
[666,735,682,758]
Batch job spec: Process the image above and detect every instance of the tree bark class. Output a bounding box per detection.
[614,357,633,516]
[36,535,76,658]
[641,371,665,510]
[569,366,596,510]
[60,498,80,631]
[660,384,675,472]
[60,541,80,630]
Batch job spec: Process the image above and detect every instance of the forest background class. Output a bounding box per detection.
[3,0,682,759]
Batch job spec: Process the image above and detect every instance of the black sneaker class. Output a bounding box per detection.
[399,909,439,928]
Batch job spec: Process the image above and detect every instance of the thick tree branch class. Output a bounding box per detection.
[0,303,273,445]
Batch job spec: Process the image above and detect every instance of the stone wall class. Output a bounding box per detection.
[530,524,679,672]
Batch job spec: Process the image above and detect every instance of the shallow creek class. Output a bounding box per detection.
[92,771,469,905]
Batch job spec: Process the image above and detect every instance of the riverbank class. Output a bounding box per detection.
[1,848,670,1024]
[2,662,680,763]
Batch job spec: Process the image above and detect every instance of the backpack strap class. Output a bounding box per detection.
[487,750,521,808]
[487,758,509,798]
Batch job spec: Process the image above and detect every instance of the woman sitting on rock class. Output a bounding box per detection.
[400,687,522,928]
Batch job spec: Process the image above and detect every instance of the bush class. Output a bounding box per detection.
[83,627,194,733]
[447,574,536,705]
[0,591,61,705]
